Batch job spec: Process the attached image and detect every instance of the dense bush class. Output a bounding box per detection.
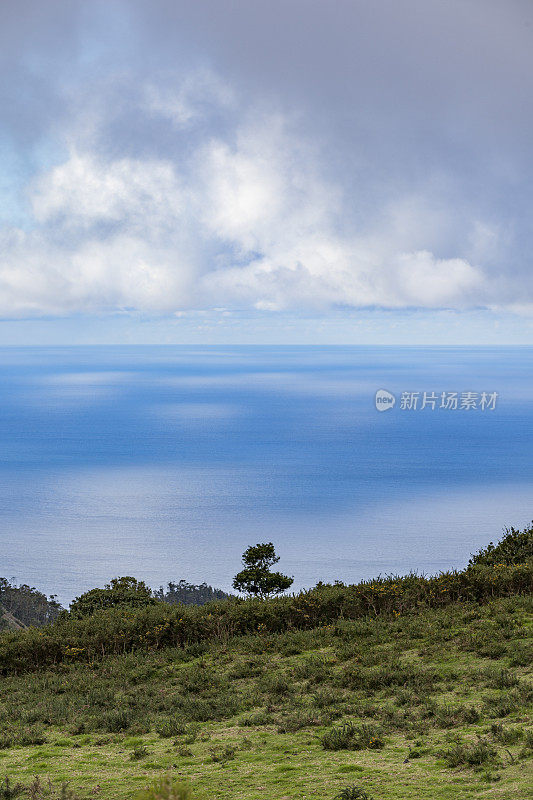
[0,559,530,675]
[0,724,46,749]
[442,738,497,768]
[468,523,532,567]
[322,722,384,751]
[69,577,157,619]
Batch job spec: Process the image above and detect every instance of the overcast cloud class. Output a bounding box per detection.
[1,0,532,321]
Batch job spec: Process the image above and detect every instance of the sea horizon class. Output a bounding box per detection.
[1,344,532,606]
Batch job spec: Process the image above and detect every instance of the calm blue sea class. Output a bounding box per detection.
[0,346,531,605]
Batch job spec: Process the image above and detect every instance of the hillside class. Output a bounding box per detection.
[0,578,62,629]
[0,607,26,631]
[0,527,531,800]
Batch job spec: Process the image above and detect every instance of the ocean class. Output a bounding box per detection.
[0,345,531,605]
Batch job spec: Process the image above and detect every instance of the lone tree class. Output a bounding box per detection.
[232,542,293,598]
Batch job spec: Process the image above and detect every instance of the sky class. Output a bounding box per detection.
[1,0,533,344]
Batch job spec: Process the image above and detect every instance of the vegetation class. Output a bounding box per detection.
[0,579,62,630]
[0,776,84,800]
[0,525,530,799]
[0,593,530,798]
[334,789,373,800]
[232,542,294,597]
[468,521,532,567]
[321,722,385,751]
[70,578,231,619]
[68,578,157,619]
[154,582,230,606]
[0,559,529,676]
[133,777,192,800]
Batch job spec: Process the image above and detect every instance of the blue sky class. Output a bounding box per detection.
[1,0,533,344]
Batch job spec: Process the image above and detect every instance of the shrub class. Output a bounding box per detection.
[156,718,188,738]
[334,788,373,800]
[277,711,318,733]
[292,656,330,683]
[443,739,497,768]
[322,723,356,751]
[468,524,532,567]
[69,577,157,619]
[428,703,480,728]
[461,706,481,724]
[182,723,201,744]
[238,710,275,727]
[508,644,532,667]
[313,688,344,709]
[99,707,134,732]
[483,668,519,689]
[228,658,264,679]
[208,743,237,763]
[131,745,149,760]
[259,672,293,697]
[0,725,46,749]
[339,662,439,693]
[0,778,82,800]
[172,693,240,722]
[490,723,523,744]
[483,695,518,719]
[520,729,533,757]
[0,778,24,800]
[322,722,384,751]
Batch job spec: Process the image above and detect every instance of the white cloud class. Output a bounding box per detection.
[31,152,183,227]
[392,251,482,307]
[68,235,196,311]
[0,72,509,318]
[0,229,198,315]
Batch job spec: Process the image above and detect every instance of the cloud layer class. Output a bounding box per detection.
[0,1,531,318]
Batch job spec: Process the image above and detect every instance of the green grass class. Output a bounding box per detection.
[0,596,531,800]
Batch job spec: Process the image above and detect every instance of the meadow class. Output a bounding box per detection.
[0,530,531,800]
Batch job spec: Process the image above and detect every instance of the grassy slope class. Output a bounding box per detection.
[0,596,531,800]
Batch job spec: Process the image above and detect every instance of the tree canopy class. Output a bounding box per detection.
[69,577,156,618]
[468,523,533,568]
[232,542,293,598]
[154,580,230,606]
[0,578,62,628]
